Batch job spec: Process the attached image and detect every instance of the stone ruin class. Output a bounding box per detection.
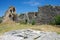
[2,6,18,23]
[19,5,60,24]
[2,5,60,24]
[19,12,38,23]
[37,5,60,24]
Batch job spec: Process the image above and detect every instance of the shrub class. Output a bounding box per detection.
[20,19,28,24]
[54,15,60,25]
[49,21,55,25]
[0,17,2,23]
[50,15,60,25]
[0,20,2,23]
[31,19,36,25]
[24,19,28,24]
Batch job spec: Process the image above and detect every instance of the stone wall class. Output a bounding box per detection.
[2,5,60,24]
[37,5,60,24]
[19,12,38,23]
[19,5,60,24]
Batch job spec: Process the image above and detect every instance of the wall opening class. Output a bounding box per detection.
[13,8,15,12]
[10,10,12,13]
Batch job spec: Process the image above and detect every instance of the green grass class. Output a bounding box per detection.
[57,32,60,34]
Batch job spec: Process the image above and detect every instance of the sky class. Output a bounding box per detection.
[0,0,60,17]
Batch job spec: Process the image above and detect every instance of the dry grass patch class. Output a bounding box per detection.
[0,23,60,35]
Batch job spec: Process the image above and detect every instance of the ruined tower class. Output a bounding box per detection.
[2,6,18,23]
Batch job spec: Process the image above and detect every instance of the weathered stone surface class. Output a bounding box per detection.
[19,5,60,24]
[19,12,38,23]
[2,5,60,24]
[37,5,60,24]
[2,6,19,23]
[0,29,60,40]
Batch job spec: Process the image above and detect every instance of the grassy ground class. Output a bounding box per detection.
[0,23,60,35]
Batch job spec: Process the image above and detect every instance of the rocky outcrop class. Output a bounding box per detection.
[2,6,19,23]
[0,29,60,40]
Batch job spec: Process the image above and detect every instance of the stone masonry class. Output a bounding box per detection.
[2,5,60,24]
[36,5,60,24]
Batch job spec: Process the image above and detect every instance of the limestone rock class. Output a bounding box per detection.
[0,29,60,40]
[2,6,18,23]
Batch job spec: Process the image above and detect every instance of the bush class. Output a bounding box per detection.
[20,19,28,24]
[49,21,55,25]
[54,15,60,25]
[50,15,60,25]
[0,20,2,23]
[24,19,28,24]
[0,17,2,23]
[31,19,36,25]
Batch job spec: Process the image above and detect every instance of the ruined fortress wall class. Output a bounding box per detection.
[19,12,38,23]
[2,5,60,24]
[37,5,60,24]
[19,5,60,24]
